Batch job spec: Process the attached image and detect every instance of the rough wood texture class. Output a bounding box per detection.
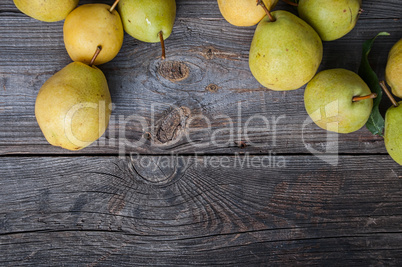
[1,0,402,266]
[0,155,402,266]
[0,0,401,155]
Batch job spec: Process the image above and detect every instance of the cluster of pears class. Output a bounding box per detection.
[305,39,402,166]
[218,1,372,128]
[383,39,402,165]
[218,0,362,92]
[219,1,402,165]
[13,0,177,150]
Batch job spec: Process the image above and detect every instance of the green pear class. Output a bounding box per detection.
[13,0,78,22]
[384,102,402,165]
[118,0,176,58]
[217,0,279,27]
[385,39,402,98]
[35,62,112,151]
[298,0,362,41]
[304,69,374,133]
[63,3,124,65]
[249,10,322,91]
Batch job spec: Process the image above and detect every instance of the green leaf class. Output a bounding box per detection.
[358,32,390,136]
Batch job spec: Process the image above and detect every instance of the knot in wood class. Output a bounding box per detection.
[205,84,220,92]
[157,61,190,82]
[156,106,190,144]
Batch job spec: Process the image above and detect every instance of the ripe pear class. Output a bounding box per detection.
[63,3,124,65]
[35,62,112,151]
[217,0,279,27]
[304,69,374,133]
[13,0,78,22]
[385,39,402,98]
[249,10,322,91]
[298,0,362,41]
[384,102,402,165]
[118,0,176,58]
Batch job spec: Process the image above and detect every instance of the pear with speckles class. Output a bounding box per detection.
[304,69,373,133]
[13,0,78,22]
[35,62,112,151]
[249,10,323,91]
[298,0,362,41]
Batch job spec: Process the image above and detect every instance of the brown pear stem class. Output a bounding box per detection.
[352,93,378,102]
[257,0,275,22]
[159,31,166,60]
[90,46,102,66]
[281,0,298,7]
[110,0,120,13]
[380,80,399,107]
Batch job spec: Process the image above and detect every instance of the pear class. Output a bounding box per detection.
[63,2,124,65]
[249,10,322,91]
[304,69,375,133]
[384,102,402,165]
[13,0,78,22]
[217,0,279,27]
[35,61,112,151]
[298,0,362,41]
[385,39,402,98]
[118,0,176,58]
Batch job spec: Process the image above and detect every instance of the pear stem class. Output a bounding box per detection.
[109,0,120,13]
[159,31,166,60]
[281,0,298,7]
[380,80,399,107]
[257,0,275,22]
[352,93,378,102]
[90,46,102,66]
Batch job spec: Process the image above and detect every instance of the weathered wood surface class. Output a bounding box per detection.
[0,0,401,155]
[1,0,402,266]
[0,155,402,266]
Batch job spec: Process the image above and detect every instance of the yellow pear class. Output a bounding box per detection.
[218,0,279,27]
[13,0,78,22]
[385,39,402,98]
[63,3,124,65]
[35,62,112,151]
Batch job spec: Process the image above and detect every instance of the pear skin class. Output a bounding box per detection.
[35,62,112,151]
[13,0,78,22]
[118,0,176,43]
[63,4,124,65]
[304,69,373,133]
[249,10,323,91]
[298,0,362,41]
[385,39,402,98]
[217,0,279,27]
[384,102,402,165]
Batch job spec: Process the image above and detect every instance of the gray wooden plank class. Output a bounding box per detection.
[0,0,401,155]
[0,155,401,265]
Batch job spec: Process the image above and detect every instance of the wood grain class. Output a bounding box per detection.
[0,155,401,265]
[1,1,402,265]
[0,0,401,155]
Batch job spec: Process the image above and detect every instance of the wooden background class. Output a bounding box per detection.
[1,0,401,265]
